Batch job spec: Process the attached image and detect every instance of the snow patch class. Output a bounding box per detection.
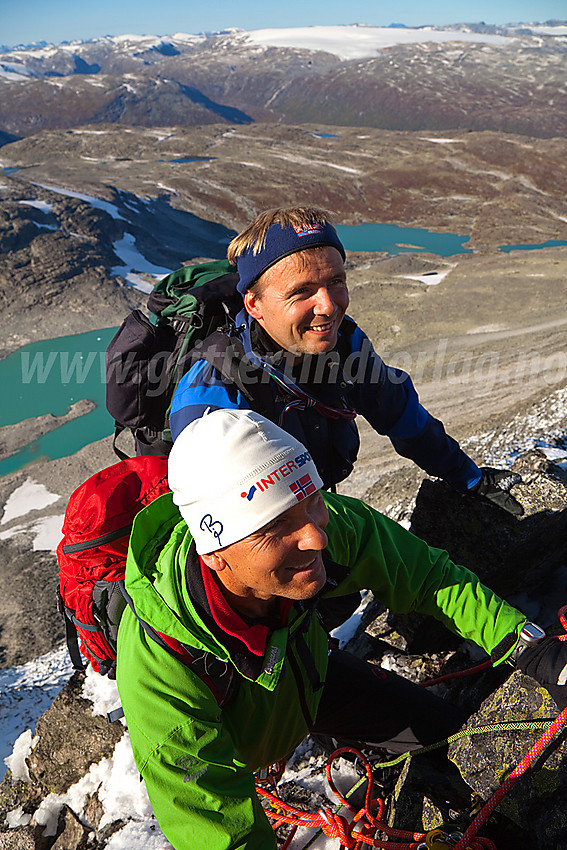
[4,805,32,828]
[327,162,360,174]
[112,33,162,45]
[33,733,158,837]
[34,222,58,232]
[0,646,73,780]
[1,479,60,525]
[156,183,178,194]
[31,514,65,550]
[243,25,513,61]
[4,729,34,781]
[111,232,173,293]
[33,182,127,221]
[526,25,567,36]
[397,268,452,286]
[105,820,172,849]
[1,650,165,842]
[419,137,464,144]
[0,63,35,81]
[81,664,123,720]
[0,514,64,550]
[331,590,373,648]
[18,198,54,212]
[539,445,567,470]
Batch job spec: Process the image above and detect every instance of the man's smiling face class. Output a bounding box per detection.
[201,491,329,618]
[244,246,349,357]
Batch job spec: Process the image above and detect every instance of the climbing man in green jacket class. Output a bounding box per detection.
[116,409,567,850]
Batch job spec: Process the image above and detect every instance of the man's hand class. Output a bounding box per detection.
[517,636,567,711]
[470,467,524,516]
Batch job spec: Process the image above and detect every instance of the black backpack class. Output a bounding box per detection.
[105,259,271,458]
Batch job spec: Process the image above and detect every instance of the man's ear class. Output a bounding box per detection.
[244,288,263,321]
[201,550,228,573]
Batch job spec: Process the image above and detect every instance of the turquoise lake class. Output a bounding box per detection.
[498,238,567,253]
[0,328,117,476]
[335,223,567,255]
[336,223,473,256]
[2,222,566,475]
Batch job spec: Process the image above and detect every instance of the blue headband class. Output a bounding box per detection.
[235,221,346,294]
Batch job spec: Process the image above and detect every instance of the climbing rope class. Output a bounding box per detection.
[452,704,567,850]
[355,719,552,771]
[258,606,567,849]
[419,659,493,688]
[557,604,567,640]
[258,746,496,849]
[260,715,564,849]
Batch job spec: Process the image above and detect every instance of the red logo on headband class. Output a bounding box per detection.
[292,224,325,237]
[290,474,317,501]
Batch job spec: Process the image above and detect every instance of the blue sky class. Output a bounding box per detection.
[2,0,565,47]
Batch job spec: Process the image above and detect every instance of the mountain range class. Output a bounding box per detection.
[1,23,566,139]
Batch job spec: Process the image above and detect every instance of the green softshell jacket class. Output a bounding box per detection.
[117,490,525,850]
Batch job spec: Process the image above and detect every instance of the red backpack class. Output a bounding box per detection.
[57,455,170,677]
[57,455,236,708]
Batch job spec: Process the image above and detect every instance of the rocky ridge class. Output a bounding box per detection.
[0,401,95,462]
[1,449,566,848]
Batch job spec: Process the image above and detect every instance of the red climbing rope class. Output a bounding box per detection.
[419,659,493,688]
[452,604,567,849]
[557,604,567,640]
[258,607,567,849]
[453,703,567,850]
[258,747,494,849]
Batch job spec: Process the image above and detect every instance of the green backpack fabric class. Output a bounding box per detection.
[105,259,248,457]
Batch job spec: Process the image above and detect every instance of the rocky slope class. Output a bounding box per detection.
[1,122,566,357]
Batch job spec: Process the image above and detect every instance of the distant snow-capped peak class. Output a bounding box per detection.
[233,24,515,60]
[2,21,565,64]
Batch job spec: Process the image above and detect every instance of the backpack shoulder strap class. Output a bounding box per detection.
[118,581,237,708]
[336,315,357,361]
[57,588,87,672]
[197,330,276,422]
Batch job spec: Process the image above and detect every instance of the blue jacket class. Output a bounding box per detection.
[169,311,481,491]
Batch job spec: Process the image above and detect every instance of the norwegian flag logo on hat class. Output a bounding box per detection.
[290,474,317,502]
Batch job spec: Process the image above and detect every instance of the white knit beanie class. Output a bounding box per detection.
[168,409,324,554]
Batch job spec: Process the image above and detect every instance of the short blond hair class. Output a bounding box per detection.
[227,207,335,264]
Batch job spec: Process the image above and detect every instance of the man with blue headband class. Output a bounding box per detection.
[169,207,522,515]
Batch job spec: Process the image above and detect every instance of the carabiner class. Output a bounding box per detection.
[425,828,454,848]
